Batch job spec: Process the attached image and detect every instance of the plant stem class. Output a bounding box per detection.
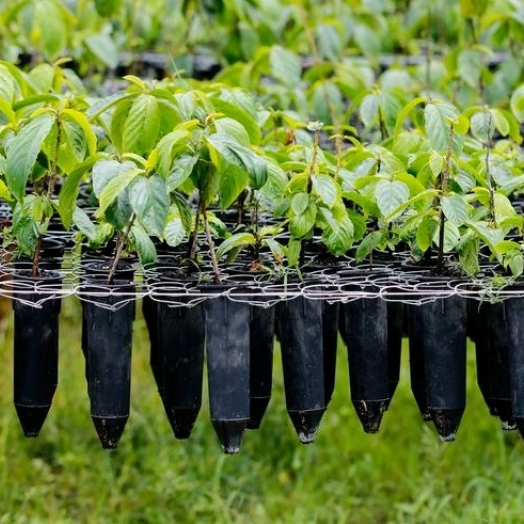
[203,208,221,283]
[437,124,455,271]
[188,193,202,263]
[107,213,136,285]
[31,237,42,277]
[485,115,497,227]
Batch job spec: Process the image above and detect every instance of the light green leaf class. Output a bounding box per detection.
[35,0,67,60]
[216,232,255,259]
[5,113,55,201]
[312,175,339,208]
[214,117,250,146]
[458,48,481,89]
[154,129,191,178]
[359,94,380,128]
[375,180,410,218]
[441,194,469,225]
[72,206,97,240]
[98,168,140,215]
[510,84,524,122]
[164,217,186,247]
[92,159,137,196]
[470,110,494,142]
[416,216,438,252]
[291,192,309,215]
[62,109,97,156]
[167,155,199,192]
[122,94,161,155]
[433,222,461,253]
[269,45,301,87]
[289,201,317,238]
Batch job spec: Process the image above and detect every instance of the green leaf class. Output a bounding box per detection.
[98,168,141,215]
[167,155,199,192]
[211,97,262,144]
[458,49,481,89]
[470,110,494,142]
[154,128,192,178]
[458,235,479,276]
[429,152,444,177]
[218,163,247,209]
[416,216,438,252]
[5,113,55,201]
[425,103,452,152]
[207,134,267,189]
[359,94,379,128]
[92,159,137,196]
[164,218,186,247]
[130,223,157,265]
[291,192,309,215]
[84,33,119,69]
[322,216,354,256]
[269,46,301,87]
[433,222,461,253]
[122,94,161,156]
[441,194,469,225]
[214,117,250,146]
[493,192,516,220]
[172,191,193,234]
[35,0,67,60]
[510,84,524,122]
[312,175,339,208]
[355,231,383,262]
[289,201,317,238]
[72,206,97,240]
[286,238,302,267]
[216,232,255,259]
[375,180,410,218]
[62,109,97,156]
[58,155,99,229]
[94,0,122,16]
[128,175,170,237]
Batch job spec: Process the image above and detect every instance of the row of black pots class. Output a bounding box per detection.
[6,246,524,450]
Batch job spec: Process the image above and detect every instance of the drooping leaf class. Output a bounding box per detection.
[128,175,170,237]
[92,159,138,196]
[164,217,186,247]
[312,174,340,208]
[289,201,317,238]
[5,113,55,201]
[291,192,310,215]
[130,223,157,265]
[98,168,141,215]
[375,180,410,218]
[216,232,255,259]
[441,194,469,225]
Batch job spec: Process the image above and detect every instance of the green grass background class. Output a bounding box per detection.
[0,297,523,524]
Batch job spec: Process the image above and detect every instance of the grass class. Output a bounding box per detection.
[0,297,523,523]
